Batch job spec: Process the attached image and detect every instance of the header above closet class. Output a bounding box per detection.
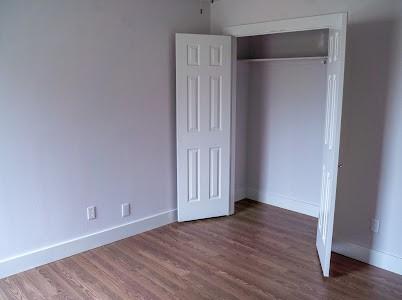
[237,29,329,62]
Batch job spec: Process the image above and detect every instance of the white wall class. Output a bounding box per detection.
[235,31,328,216]
[234,62,249,200]
[243,60,326,215]
[0,0,209,264]
[212,0,402,273]
[1,0,401,277]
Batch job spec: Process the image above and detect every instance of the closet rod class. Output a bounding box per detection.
[238,56,327,63]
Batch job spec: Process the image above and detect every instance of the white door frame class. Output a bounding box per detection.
[222,12,347,215]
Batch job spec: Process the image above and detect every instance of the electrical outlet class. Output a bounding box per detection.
[122,203,130,217]
[371,218,380,233]
[87,206,96,220]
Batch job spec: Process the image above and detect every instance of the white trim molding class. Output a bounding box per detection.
[332,239,402,276]
[0,209,177,279]
[223,13,346,37]
[247,188,319,218]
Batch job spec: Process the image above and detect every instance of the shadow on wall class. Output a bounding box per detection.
[246,61,271,194]
[333,18,398,273]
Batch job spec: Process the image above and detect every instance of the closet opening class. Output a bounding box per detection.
[225,12,348,276]
[234,28,329,218]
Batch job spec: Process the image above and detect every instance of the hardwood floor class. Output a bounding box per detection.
[1,199,401,299]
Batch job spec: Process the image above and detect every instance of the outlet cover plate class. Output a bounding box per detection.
[371,218,380,233]
[122,203,130,217]
[87,206,96,220]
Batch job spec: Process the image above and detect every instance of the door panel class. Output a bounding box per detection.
[188,148,200,202]
[210,76,222,131]
[316,25,347,277]
[187,76,200,132]
[176,34,231,222]
[209,147,221,199]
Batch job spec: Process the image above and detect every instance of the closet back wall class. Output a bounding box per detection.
[237,59,327,216]
[0,0,209,270]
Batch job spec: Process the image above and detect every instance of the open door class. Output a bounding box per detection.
[316,17,347,277]
[176,34,232,222]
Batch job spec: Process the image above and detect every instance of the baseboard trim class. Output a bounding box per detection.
[332,240,402,276]
[247,188,319,218]
[0,209,177,279]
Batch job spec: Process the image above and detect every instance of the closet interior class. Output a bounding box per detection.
[235,29,329,216]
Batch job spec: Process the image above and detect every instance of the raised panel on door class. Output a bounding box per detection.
[210,76,222,131]
[188,148,200,202]
[187,76,200,132]
[176,33,231,222]
[209,147,221,199]
[210,45,223,66]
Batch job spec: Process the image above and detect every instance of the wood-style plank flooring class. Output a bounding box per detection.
[1,199,401,299]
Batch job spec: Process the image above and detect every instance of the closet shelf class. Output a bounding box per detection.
[238,56,328,63]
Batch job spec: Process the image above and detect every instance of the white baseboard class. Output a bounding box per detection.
[0,209,177,279]
[332,239,402,276]
[246,187,402,275]
[247,188,319,218]
[4,205,400,279]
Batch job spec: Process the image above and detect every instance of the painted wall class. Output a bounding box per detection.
[235,31,328,215]
[243,60,326,213]
[0,0,209,261]
[234,62,249,200]
[212,0,402,270]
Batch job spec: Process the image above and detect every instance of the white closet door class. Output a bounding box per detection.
[176,34,231,222]
[316,27,347,277]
